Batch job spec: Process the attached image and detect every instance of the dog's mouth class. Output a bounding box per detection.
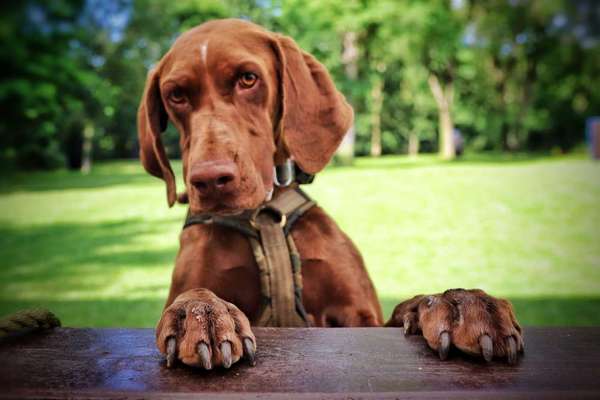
[192,196,244,215]
[191,190,267,216]
[202,204,246,216]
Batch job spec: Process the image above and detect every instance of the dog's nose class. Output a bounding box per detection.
[189,160,238,195]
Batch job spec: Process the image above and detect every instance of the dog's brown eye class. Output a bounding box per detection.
[168,87,186,104]
[238,72,258,89]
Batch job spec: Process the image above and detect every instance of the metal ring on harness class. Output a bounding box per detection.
[274,159,294,187]
[249,206,287,230]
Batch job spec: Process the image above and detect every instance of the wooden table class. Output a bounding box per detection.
[0,327,598,399]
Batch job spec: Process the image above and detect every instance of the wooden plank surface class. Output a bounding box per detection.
[0,327,599,399]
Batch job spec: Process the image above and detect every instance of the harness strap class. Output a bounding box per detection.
[266,187,311,214]
[252,211,303,326]
[183,187,314,327]
[183,212,258,238]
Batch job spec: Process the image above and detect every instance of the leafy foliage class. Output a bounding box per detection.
[0,0,598,169]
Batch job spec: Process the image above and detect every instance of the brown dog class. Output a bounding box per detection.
[138,19,523,369]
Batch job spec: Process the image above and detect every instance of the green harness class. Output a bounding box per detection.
[183,187,315,327]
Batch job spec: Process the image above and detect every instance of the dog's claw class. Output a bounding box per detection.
[221,341,232,369]
[438,331,450,360]
[197,342,212,370]
[506,336,517,365]
[166,337,177,368]
[243,338,256,366]
[479,334,493,362]
[403,316,411,336]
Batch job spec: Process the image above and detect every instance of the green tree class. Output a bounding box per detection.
[461,0,600,151]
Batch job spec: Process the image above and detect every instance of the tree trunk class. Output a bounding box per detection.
[336,31,358,165]
[506,131,519,151]
[337,125,356,166]
[408,132,419,157]
[370,76,384,157]
[81,121,94,174]
[428,74,455,160]
[438,104,454,159]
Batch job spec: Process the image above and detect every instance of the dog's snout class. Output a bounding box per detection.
[189,160,238,195]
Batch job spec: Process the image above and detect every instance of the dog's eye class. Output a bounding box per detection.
[168,87,187,104]
[238,72,258,89]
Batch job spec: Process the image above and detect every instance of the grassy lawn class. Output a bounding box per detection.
[0,154,599,327]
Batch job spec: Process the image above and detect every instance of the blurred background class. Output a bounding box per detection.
[0,0,598,327]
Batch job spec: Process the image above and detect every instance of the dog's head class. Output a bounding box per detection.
[138,19,353,214]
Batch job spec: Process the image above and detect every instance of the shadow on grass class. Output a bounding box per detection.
[0,160,184,194]
[0,298,165,328]
[0,169,149,194]
[0,218,180,301]
[380,296,600,326]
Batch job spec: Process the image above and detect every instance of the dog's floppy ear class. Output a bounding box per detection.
[273,35,353,174]
[137,66,176,207]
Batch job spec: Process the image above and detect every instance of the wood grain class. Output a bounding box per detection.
[0,327,599,399]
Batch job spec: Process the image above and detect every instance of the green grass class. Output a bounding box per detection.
[1,154,599,327]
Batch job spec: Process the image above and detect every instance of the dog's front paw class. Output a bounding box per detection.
[156,288,256,369]
[387,289,524,364]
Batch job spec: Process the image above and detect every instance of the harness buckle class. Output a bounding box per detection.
[249,206,287,230]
